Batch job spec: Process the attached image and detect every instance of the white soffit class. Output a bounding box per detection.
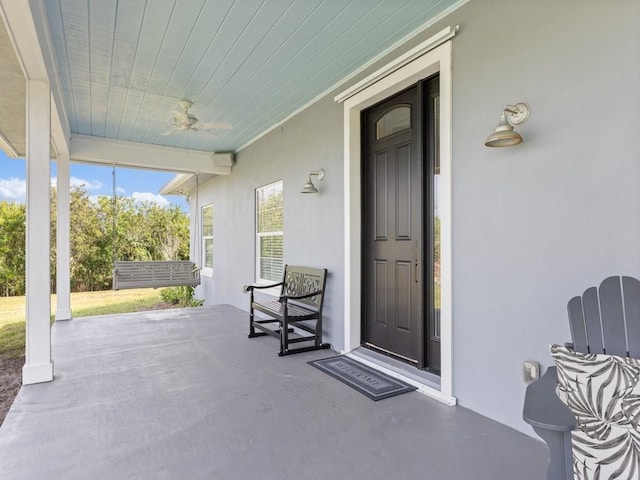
[0,0,70,155]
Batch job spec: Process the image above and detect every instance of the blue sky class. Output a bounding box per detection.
[0,150,188,211]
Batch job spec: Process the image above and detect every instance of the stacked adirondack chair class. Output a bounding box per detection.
[523,276,640,480]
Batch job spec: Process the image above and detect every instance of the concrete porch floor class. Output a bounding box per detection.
[0,305,547,479]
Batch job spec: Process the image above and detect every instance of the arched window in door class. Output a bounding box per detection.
[376,105,411,140]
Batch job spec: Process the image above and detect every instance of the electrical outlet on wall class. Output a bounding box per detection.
[523,360,540,384]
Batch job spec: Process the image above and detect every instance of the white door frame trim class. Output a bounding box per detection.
[338,40,454,404]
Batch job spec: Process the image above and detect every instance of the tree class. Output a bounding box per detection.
[0,185,191,295]
[67,187,112,291]
[0,202,26,296]
[106,196,190,263]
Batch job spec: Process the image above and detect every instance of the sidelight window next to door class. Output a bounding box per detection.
[427,77,441,374]
[362,75,441,374]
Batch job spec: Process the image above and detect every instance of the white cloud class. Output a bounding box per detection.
[50,176,103,191]
[131,192,169,207]
[116,186,126,194]
[0,177,26,202]
[70,177,103,190]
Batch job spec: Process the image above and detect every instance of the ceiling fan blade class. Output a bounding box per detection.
[190,128,219,138]
[195,121,232,130]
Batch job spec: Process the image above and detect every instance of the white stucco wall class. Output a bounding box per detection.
[193,0,640,434]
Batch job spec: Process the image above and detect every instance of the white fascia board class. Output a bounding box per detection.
[29,0,70,154]
[69,134,232,175]
[0,0,70,154]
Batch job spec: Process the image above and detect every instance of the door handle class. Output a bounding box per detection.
[414,260,419,283]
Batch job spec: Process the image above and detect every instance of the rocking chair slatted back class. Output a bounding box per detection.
[281,266,327,310]
[567,276,640,357]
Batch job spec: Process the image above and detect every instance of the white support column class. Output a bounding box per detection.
[23,79,53,385]
[55,152,72,321]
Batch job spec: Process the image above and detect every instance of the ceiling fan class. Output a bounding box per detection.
[163,100,232,135]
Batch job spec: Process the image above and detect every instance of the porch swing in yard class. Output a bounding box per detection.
[111,166,201,290]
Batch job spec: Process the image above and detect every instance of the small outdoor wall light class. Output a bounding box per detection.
[484,102,531,147]
[301,168,325,194]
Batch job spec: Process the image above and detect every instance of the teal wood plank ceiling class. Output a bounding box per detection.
[45,0,460,152]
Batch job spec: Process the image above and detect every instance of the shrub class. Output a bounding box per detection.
[160,286,204,308]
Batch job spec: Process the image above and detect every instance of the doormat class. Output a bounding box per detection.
[308,355,417,401]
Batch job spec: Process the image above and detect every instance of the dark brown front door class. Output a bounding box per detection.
[362,77,440,372]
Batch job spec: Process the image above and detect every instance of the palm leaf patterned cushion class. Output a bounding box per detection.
[550,344,640,480]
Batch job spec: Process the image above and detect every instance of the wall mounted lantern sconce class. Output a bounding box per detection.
[300,169,325,194]
[484,102,530,147]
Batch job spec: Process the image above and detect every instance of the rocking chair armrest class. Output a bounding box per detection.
[523,366,576,432]
[244,282,284,293]
[279,289,323,302]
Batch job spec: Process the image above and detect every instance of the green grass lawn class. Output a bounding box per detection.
[0,289,166,359]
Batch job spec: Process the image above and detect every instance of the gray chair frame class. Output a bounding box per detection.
[523,275,640,480]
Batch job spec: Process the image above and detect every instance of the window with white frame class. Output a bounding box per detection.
[256,181,283,282]
[202,204,214,272]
